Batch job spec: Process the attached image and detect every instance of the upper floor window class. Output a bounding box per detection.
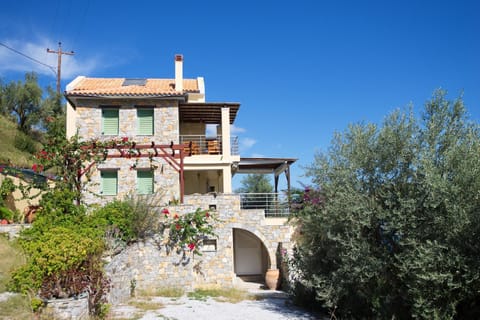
[101,170,118,196]
[102,108,119,135]
[137,169,154,195]
[137,108,154,135]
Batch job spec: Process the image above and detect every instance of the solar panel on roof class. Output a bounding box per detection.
[122,78,147,86]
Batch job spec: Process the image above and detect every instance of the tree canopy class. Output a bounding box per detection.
[235,174,273,193]
[291,90,480,319]
[0,72,63,136]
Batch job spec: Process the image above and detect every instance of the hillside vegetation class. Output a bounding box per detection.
[0,115,40,168]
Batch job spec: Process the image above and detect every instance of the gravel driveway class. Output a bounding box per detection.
[110,290,325,320]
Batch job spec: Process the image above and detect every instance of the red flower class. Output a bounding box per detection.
[205,211,210,218]
[162,208,169,216]
[32,163,42,172]
[0,167,3,173]
[174,213,179,219]
[175,224,181,230]
[122,137,129,143]
[188,243,195,251]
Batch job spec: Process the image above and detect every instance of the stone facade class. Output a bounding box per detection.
[105,193,294,304]
[75,99,179,144]
[74,99,181,207]
[68,84,296,304]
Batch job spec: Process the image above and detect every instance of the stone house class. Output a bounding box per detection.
[64,55,296,299]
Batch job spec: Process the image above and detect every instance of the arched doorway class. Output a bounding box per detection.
[233,228,269,278]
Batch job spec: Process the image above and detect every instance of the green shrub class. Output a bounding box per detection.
[14,133,37,154]
[0,206,14,221]
[9,189,109,317]
[0,178,16,207]
[89,200,135,242]
[89,196,167,243]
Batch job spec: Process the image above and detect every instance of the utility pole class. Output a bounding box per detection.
[47,42,74,94]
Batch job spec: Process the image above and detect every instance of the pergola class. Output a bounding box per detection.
[232,157,297,194]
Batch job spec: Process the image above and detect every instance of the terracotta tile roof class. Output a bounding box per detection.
[66,77,199,97]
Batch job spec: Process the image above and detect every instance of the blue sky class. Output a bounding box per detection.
[1,0,479,190]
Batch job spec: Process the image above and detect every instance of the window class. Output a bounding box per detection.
[102,108,119,135]
[137,170,154,195]
[137,108,154,135]
[201,239,217,252]
[101,170,118,195]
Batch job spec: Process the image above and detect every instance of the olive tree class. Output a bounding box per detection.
[291,90,480,319]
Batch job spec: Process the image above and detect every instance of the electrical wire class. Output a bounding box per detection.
[0,41,56,76]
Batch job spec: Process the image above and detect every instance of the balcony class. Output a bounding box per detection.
[238,193,291,217]
[179,135,239,156]
[182,192,291,218]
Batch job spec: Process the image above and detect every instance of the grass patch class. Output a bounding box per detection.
[0,115,39,167]
[0,293,32,319]
[0,235,25,292]
[128,298,164,311]
[138,286,184,298]
[187,287,256,303]
[0,235,31,319]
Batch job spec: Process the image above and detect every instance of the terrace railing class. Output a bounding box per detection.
[238,192,291,217]
[179,135,239,156]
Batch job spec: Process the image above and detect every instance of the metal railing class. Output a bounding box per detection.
[238,193,290,217]
[230,136,239,155]
[179,135,239,156]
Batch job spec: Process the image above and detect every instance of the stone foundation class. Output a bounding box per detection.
[105,194,294,304]
[41,294,89,320]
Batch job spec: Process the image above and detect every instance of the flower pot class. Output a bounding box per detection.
[0,219,8,225]
[265,268,280,290]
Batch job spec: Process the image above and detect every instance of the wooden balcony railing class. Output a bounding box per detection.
[179,135,239,156]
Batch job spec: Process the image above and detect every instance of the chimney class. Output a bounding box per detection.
[175,54,183,92]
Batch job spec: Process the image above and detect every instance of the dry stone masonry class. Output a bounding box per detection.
[105,193,294,304]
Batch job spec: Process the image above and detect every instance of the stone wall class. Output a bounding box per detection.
[105,194,294,304]
[75,99,179,144]
[41,294,89,320]
[0,224,31,239]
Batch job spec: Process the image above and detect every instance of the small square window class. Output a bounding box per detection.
[201,239,217,252]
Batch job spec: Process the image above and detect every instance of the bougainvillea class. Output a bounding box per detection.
[166,208,217,256]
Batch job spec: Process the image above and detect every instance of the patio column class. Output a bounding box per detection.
[221,106,231,157]
[222,166,232,193]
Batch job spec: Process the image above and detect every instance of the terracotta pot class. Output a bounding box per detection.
[265,268,280,290]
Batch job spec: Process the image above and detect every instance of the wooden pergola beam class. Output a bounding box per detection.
[81,141,186,203]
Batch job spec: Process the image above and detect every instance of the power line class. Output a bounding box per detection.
[0,41,56,76]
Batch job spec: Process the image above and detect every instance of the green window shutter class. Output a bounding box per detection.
[102,109,119,135]
[137,109,154,135]
[137,170,154,195]
[101,171,118,195]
